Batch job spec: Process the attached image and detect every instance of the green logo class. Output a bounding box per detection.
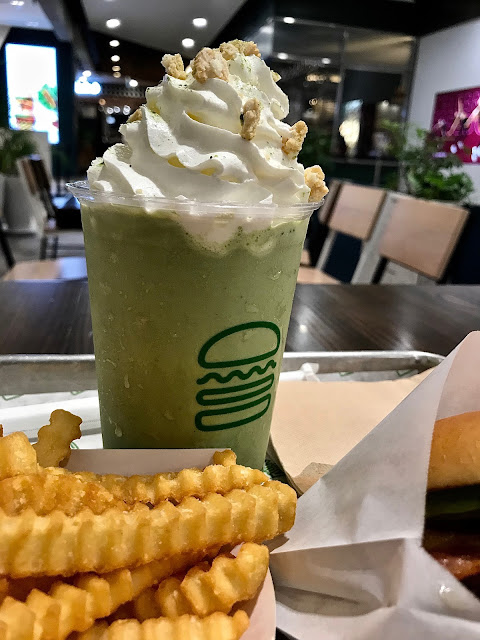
[195,321,280,432]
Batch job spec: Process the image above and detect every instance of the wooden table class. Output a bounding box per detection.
[1,281,479,356]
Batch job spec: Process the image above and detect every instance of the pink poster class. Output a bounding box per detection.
[431,87,480,164]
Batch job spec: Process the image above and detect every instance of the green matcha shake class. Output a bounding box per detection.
[79,200,310,468]
[70,39,328,468]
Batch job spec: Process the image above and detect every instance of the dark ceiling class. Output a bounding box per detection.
[214,0,480,45]
[37,0,480,79]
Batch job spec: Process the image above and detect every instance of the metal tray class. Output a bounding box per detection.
[0,351,444,396]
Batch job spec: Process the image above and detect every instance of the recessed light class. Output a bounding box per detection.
[111,54,120,62]
[113,71,121,78]
[113,106,121,113]
[109,39,120,47]
[82,70,92,77]
[321,57,331,65]
[182,38,195,48]
[283,16,295,24]
[112,65,120,72]
[128,79,138,87]
[277,52,288,60]
[106,18,121,29]
[192,17,207,28]
[10,1,24,6]
[99,98,106,106]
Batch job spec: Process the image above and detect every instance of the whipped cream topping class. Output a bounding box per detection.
[88,48,314,205]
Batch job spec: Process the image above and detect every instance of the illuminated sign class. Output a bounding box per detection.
[6,43,60,145]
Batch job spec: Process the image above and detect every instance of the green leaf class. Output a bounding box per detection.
[0,128,37,175]
[381,119,474,203]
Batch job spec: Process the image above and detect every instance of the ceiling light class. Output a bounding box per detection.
[111,54,120,62]
[128,79,138,87]
[82,70,92,77]
[112,65,120,71]
[277,52,288,60]
[10,1,24,6]
[192,17,207,28]
[321,57,331,64]
[113,71,121,78]
[113,106,120,113]
[106,18,121,29]
[99,98,106,106]
[182,38,195,48]
[283,16,295,24]
[74,77,102,96]
[109,39,120,47]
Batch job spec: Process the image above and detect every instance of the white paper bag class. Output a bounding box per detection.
[270,332,480,638]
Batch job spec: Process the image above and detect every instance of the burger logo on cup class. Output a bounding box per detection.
[195,321,281,431]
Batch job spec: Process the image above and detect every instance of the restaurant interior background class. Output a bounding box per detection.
[0,0,479,284]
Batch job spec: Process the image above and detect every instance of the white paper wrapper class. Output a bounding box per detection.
[65,448,275,640]
[270,332,480,638]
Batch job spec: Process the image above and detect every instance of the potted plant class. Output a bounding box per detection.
[0,128,38,233]
[381,120,474,204]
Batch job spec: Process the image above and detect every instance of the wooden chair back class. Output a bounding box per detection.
[17,158,38,196]
[29,155,51,191]
[318,179,342,225]
[328,184,386,241]
[378,198,469,280]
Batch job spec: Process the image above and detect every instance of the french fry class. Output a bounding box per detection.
[155,577,193,618]
[180,543,269,616]
[151,544,268,618]
[0,482,296,577]
[0,575,58,602]
[212,450,237,467]
[33,410,82,468]
[0,596,36,640]
[71,621,108,639]
[78,610,249,640]
[130,587,166,621]
[0,473,127,516]
[0,432,38,481]
[0,551,211,639]
[0,578,8,605]
[47,460,267,506]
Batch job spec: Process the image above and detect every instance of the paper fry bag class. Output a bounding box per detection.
[270,332,480,639]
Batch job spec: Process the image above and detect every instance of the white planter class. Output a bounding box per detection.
[0,173,5,220]
[2,174,39,234]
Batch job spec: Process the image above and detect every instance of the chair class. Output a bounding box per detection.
[0,223,15,270]
[372,198,469,284]
[318,179,343,226]
[303,179,343,268]
[297,183,386,284]
[2,256,87,281]
[18,156,83,259]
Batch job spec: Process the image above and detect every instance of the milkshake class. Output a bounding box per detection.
[70,41,328,468]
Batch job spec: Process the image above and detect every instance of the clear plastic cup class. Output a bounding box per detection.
[69,181,318,468]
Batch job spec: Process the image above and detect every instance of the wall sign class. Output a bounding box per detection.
[431,87,480,164]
